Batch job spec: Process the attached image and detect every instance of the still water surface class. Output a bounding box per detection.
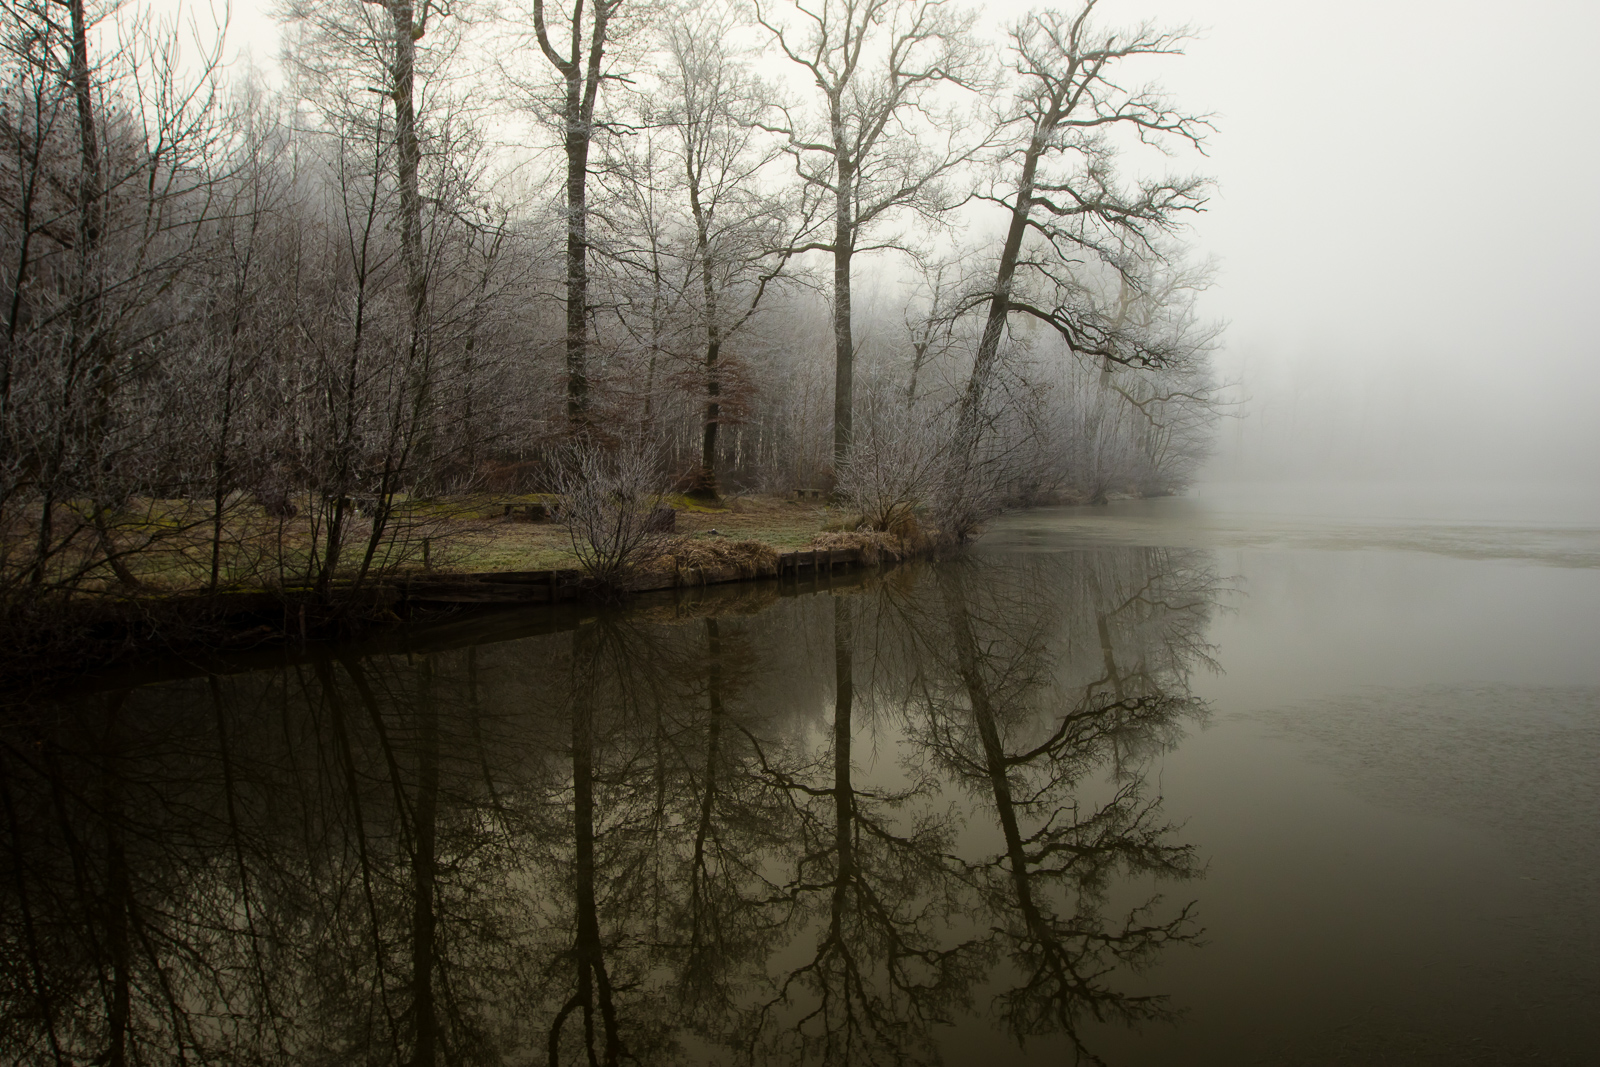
[4,482,1596,1065]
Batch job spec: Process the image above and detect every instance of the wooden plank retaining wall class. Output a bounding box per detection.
[398,547,876,606]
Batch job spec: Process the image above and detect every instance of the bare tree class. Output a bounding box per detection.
[755,0,984,470]
[1053,245,1223,501]
[589,119,680,438]
[552,433,670,587]
[833,391,944,534]
[276,0,516,600]
[196,81,294,593]
[0,0,231,598]
[660,9,805,498]
[521,0,633,429]
[899,253,973,408]
[0,0,1230,632]
[943,1,1211,539]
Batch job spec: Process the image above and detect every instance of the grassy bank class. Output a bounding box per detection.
[2,492,851,593]
[0,494,906,691]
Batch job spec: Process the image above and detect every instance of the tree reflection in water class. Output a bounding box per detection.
[911,559,1212,1062]
[0,549,1221,1065]
[745,595,982,1066]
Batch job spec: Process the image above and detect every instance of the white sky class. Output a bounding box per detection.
[168,0,1600,483]
[1038,0,1600,482]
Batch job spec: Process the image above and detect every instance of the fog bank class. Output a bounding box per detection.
[1063,0,1600,484]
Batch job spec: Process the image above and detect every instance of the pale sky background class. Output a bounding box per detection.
[1046,0,1600,484]
[172,0,1600,485]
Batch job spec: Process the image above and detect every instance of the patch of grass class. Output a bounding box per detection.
[445,520,575,572]
[5,493,847,596]
[666,493,730,514]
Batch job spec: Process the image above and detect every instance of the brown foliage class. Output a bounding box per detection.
[807,529,912,566]
[644,536,780,585]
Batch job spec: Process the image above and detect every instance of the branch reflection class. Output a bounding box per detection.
[0,549,1222,1065]
[894,556,1213,1062]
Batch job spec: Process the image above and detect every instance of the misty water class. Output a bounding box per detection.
[5,484,1597,1065]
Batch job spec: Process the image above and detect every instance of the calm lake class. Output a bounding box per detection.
[5,482,1597,1065]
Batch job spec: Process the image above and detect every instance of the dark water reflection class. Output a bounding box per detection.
[0,549,1222,1066]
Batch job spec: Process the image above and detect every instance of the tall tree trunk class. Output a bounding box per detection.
[955,119,1050,459]
[531,0,614,431]
[936,109,1057,543]
[690,185,722,497]
[641,219,664,434]
[392,1,427,351]
[831,161,855,471]
[67,0,140,590]
[2,98,47,413]
[564,88,591,427]
[392,0,432,461]
[68,0,101,253]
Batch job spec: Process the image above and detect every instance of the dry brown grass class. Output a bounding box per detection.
[807,529,912,565]
[803,505,934,565]
[638,536,782,586]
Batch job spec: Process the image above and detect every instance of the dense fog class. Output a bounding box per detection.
[1122,0,1600,484]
